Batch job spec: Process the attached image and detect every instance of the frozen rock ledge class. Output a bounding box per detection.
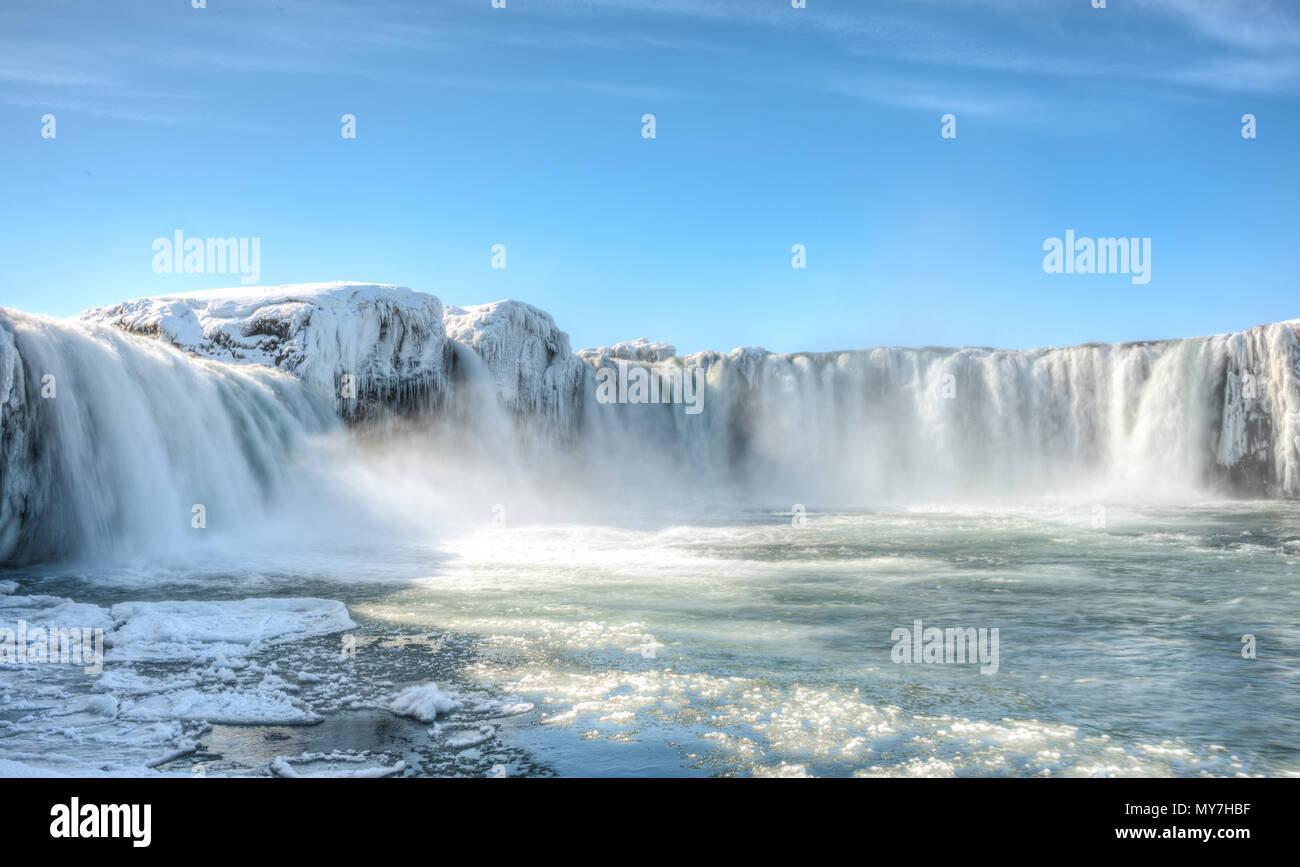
[81,282,450,418]
[443,300,586,426]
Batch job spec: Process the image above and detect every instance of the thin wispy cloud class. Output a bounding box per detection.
[1141,0,1300,51]
[3,0,1296,130]
[821,75,1035,119]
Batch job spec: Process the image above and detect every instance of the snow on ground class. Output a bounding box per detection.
[0,594,356,771]
[0,593,117,632]
[105,598,355,663]
[0,589,542,777]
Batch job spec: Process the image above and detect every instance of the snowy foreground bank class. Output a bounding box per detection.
[0,578,534,777]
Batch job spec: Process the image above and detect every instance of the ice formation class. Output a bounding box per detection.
[81,282,449,418]
[0,593,359,769]
[105,598,356,663]
[443,300,586,430]
[578,336,678,365]
[0,320,35,561]
[389,681,462,722]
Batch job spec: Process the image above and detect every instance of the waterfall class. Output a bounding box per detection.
[575,323,1300,506]
[0,311,336,565]
[3,289,1298,566]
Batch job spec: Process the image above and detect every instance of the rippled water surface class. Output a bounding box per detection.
[3,503,1298,777]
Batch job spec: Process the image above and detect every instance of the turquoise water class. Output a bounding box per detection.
[3,503,1298,777]
[359,503,1300,777]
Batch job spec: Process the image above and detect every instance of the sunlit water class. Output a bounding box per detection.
[2,502,1297,777]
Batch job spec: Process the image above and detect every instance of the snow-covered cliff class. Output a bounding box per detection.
[79,285,594,429]
[81,283,449,419]
[443,300,586,430]
[578,337,678,366]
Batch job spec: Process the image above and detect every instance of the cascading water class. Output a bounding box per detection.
[2,288,1298,565]
[0,310,337,565]
[570,322,1300,507]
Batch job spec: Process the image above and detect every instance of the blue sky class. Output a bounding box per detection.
[2,0,1297,354]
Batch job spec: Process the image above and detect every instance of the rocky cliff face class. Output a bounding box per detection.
[0,319,38,560]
